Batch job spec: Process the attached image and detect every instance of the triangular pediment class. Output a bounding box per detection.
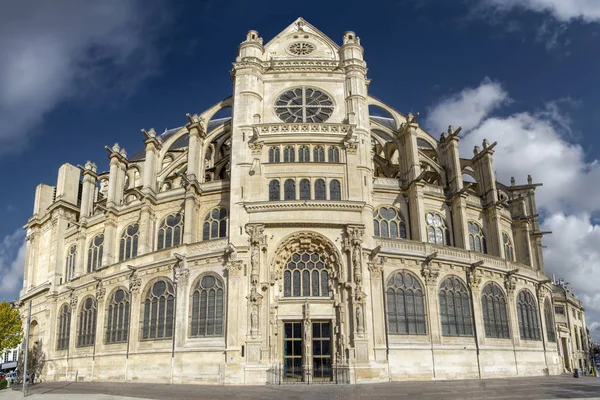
[264,17,340,60]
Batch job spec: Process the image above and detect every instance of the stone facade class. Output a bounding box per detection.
[552,280,591,373]
[18,18,562,384]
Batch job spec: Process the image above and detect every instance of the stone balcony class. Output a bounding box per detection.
[374,237,543,279]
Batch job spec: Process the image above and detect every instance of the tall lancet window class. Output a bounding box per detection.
[142,279,175,340]
[87,234,104,273]
[77,297,97,347]
[190,275,225,337]
[517,289,541,341]
[481,283,510,339]
[157,214,183,250]
[65,245,77,281]
[105,288,130,344]
[119,224,139,261]
[439,276,473,337]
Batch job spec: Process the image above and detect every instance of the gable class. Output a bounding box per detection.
[264,17,339,61]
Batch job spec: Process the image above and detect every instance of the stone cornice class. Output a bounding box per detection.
[263,59,342,73]
[244,200,365,213]
[255,123,351,136]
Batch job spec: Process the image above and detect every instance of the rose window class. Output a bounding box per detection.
[288,42,315,55]
[275,87,334,123]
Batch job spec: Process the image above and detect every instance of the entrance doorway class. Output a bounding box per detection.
[282,321,332,382]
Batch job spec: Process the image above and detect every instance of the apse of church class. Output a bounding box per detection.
[19,18,562,385]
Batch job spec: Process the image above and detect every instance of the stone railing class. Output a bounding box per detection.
[375,238,528,273]
[255,123,351,135]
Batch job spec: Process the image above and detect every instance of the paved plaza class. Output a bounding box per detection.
[2,375,600,400]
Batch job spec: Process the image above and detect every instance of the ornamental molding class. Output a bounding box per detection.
[245,201,364,213]
[129,273,142,293]
[175,267,190,286]
[367,262,383,281]
[69,295,78,308]
[264,59,341,72]
[420,264,440,285]
[504,275,517,294]
[255,123,350,135]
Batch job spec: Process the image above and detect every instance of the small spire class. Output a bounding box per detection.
[510,176,515,186]
[527,174,533,185]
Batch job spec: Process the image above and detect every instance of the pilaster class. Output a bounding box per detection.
[421,261,441,344]
[80,161,97,221]
[451,194,469,249]
[367,262,386,361]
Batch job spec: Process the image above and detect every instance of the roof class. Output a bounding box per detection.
[370,115,397,131]
[129,117,231,161]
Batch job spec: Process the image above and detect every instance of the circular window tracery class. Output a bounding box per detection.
[288,41,315,55]
[275,87,334,123]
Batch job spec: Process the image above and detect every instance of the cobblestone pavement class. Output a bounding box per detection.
[3,375,600,400]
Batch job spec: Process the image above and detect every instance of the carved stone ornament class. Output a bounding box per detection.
[467,269,482,290]
[246,287,263,304]
[504,275,517,294]
[129,274,142,293]
[175,267,190,286]
[248,141,264,155]
[367,262,383,281]
[69,295,78,308]
[536,283,550,300]
[343,140,358,155]
[421,264,440,285]
[226,260,243,278]
[96,286,106,301]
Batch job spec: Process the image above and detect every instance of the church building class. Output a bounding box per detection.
[18,18,562,384]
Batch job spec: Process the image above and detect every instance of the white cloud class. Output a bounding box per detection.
[425,79,600,340]
[479,0,600,23]
[424,78,510,136]
[0,229,26,301]
[0,1,167,154]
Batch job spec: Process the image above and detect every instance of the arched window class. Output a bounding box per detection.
[503,233,514,261]
[468,222,487,253]
[203,208,228,240]
[426,212,450,245]
[298,145,310,162]
[439,276,473,337]
[328,146,340,163]
[142,279,175,340]
[314,179,326,200]
[299,179,311,200]
[386,271,426,335]
[329,179,341,200]
[545,298,556,342]
[313,146,325,162]
[119,224,139,262]
[87,234,104,273]
[284,179,296,200]
[269,147,280,163]
[65,245,76,282]
[481,283,510,339]
[374,207,407,239]
[77,297,97,347]
[269,180,280,201]
[106,288,130,344]
[284,251,329,298]
[191,275,225,337]
[517,289,540,340]
[283,146,295,162]
[157,213,184,250]
[57,304,71,350]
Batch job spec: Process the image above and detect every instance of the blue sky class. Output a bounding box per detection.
[1,0,600,338]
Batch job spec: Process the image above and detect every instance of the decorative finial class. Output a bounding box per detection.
[112,143,120,153]
[510,176,515,186]
[296,19,305,31]
[483,139,490,148]
[473,146,480,155]
[527,174,532,185]
[119,148,127,158]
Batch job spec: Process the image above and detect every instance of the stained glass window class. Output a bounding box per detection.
[283,251,329,298]
[203,208,227,240]
[274,87,334,123]
[386,271,426,335]
[191,275,224,337]
[481,283,510,339]
[439,276,473,337]
[374,207,407,239]
[142,279,175,340]
[158,214,183,250]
